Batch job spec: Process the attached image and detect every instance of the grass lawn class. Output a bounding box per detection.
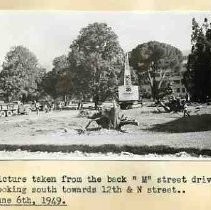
[0,105,210,157]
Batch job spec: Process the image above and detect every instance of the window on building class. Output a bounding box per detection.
[182,88,186,93]
[177,88,180,93]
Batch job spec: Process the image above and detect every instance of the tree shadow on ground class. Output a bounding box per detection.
[148,114,211,133]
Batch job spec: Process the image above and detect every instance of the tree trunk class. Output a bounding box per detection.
[93,93,99,110]
[150,85,157,101]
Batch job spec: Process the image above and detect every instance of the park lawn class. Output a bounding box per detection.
[0,105,210,156]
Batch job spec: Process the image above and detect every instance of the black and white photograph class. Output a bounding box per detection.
[0,11,211,159]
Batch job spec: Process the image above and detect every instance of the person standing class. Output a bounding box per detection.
[50,102,55,111]
[58,102,62,111]
[77,93,83,110]
[34,100,39,115]
[44,104,49,113]
[183,102,190,117]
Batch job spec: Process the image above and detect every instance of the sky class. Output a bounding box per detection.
[0,11,210,70]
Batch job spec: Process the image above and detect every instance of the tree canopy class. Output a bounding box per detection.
[130,41,183,100]
[0,46,46,102]
[41,55,72,101]
[68,22,124,102]
[183,18,211,102]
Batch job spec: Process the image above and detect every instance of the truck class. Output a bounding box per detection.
[0,101,31,117]
[0,103,15,117]
[118,53,139,109]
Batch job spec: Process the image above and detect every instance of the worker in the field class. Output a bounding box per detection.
[183,102,190,117]
[34,100,40,115]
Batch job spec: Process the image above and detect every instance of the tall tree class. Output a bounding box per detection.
[183,18,211,102]
[68,22,124,104]
[130,41,183,101]
[41,55,73,101]
[0,46,46,102]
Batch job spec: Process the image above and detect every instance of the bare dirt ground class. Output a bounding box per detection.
[0,104,211,158]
